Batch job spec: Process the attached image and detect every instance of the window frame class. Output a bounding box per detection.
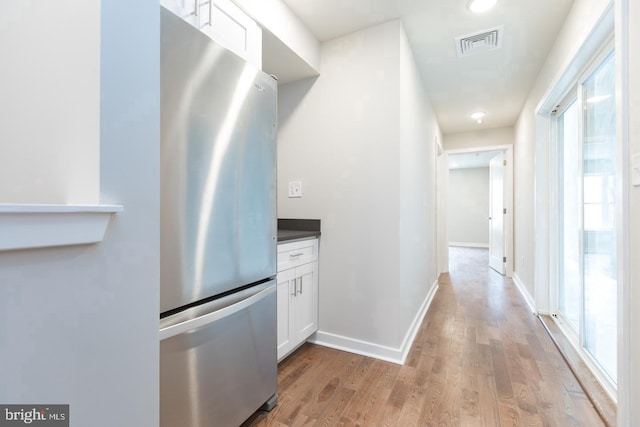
[549,39,617,397]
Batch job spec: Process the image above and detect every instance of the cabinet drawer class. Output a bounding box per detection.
[277,238,318,272]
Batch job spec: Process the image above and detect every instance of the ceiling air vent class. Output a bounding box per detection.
[455,25,504,57]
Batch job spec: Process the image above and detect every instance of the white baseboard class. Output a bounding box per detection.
[309,279,439,365]
[448,242,489,248]
[512,273,536,314]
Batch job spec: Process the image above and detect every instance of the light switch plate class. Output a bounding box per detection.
[633,153,640,187]
[288,181,302,198]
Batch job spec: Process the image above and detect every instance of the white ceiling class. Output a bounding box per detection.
[272,0,574,134]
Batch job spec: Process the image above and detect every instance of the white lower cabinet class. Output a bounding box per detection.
[276,239,319,361]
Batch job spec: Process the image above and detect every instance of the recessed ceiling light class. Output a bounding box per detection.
[470,112,485,123]
[468,0,498,13]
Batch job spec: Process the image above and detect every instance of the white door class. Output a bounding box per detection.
[276,268,296,360]
[489,152,505,274]
[294,262,318,340]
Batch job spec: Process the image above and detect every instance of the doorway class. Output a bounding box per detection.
[438,145,514,277]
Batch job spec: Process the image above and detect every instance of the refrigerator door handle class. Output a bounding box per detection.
[160,285,276,341]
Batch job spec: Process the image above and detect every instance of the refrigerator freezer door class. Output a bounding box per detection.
[160,7,277,313]
[160,281,277,427]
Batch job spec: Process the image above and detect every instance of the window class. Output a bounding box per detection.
[557,98,580,332]
[555,50,617,387]
[582,51,617,381]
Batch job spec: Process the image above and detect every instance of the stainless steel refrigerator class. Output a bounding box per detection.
[159,6,278,427]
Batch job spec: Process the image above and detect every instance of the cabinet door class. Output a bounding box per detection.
[276,268,296,361]
[198,0,262,68]
[293,261,318,342]
[162,0,261,69]
[161,0,199,27]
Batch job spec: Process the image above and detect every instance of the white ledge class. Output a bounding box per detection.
[0,204,123,251]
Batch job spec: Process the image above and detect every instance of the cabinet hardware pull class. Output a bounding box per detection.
[194,0,199,16]
[289,252,304,259]
[291,278,297,297]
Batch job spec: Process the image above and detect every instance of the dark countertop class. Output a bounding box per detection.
[277,218,321,242]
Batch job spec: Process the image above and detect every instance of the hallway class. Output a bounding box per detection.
[247,247,604,426]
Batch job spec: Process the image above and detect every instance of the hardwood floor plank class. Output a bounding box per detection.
[351,365,400,425]
[498,402,521,427]
[341,356,376,390]
[367,372,409,427]
[490,339,515,402]
[301,356,359,419]
[339,361,400,426]
[247,247,604,427]
[478,374,501,427]
[512,382,544,426]
[476,321,491,346]
[337,361,387,425]
[396,370,431,426]
[313,386,355,427]
[417,355,449,425]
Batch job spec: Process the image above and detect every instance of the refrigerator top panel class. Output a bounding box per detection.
[160,7,277,314]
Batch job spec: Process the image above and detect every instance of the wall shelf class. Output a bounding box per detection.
[0,204,123,251]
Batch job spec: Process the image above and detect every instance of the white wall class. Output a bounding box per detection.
[277,20,439,360]
[398,26,440,350]
[513,0,611,303]
[443,126,514,151]
[0,1,100,204]
[448,167,490,246]
[0,1,160,426]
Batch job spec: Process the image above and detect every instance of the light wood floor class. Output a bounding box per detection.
[246,247,604,426]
